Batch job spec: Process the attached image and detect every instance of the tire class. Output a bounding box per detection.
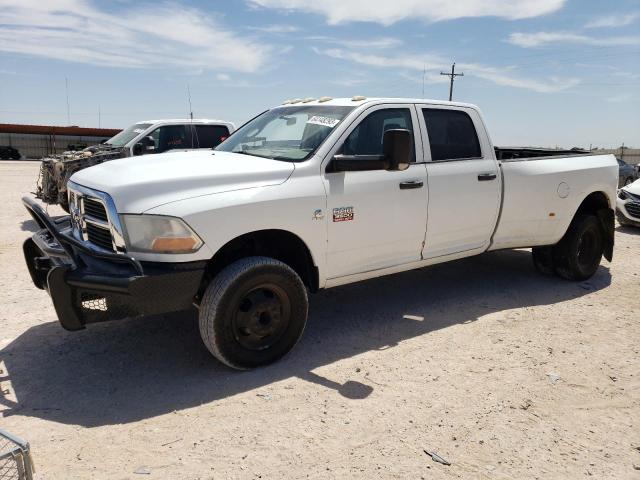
[199,256,308,370]
[532,246,555,275]
[552,214,603,281]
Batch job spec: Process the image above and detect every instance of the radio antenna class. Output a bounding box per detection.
[187,83,193,120]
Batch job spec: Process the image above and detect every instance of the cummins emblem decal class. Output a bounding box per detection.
[333,206,354,222]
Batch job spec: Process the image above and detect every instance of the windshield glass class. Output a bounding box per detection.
[106,123,152,147]
[216,105,354,161]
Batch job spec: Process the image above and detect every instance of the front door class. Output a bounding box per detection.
[323,105,429,279]
[417,105,502,259]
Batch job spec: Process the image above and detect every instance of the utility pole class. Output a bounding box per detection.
[65,77,71,125]
[440,63,464,101]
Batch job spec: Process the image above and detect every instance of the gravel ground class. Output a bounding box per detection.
[1,160,639,479]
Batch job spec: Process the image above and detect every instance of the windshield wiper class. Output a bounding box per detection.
[233,150,274,160]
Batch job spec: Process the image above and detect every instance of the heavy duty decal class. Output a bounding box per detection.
[333,206,354,222]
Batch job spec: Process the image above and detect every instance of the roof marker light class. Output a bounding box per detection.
[302,97,316,103]
[282,99,293,105]
[290,98,303,104]
[351,95,366,101]
[318,96,333,103]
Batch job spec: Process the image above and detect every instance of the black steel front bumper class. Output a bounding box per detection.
[22,197,206,331]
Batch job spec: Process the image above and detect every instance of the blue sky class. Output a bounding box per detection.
[0,0,638,148]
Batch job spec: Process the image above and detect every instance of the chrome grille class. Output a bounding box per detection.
[625,202,640,219]
[67,183,125,253]
[85,222,114,251]
[83,197,108,222]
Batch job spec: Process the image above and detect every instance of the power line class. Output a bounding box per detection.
[440,63,464,101]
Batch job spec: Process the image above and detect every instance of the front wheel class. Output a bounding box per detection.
[553,214,604,281]
[199,257,308,370]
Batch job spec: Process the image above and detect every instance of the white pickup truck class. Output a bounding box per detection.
[23,97,617,369]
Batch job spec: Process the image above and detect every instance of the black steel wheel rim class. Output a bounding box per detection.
[576,228,598,268]
[231,283,291,351]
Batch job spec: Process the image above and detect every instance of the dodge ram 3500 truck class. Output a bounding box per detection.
[36,118,235,211]
[23,97,617,369]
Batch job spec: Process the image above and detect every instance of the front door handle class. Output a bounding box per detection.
[399,180,424,190]
[478,173,497,181]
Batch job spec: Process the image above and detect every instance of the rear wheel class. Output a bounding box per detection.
[553,214,603,281]
[199,256,308,370]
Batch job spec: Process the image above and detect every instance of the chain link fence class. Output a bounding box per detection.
[0,429,34,480]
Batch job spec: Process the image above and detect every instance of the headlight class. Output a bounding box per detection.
[120,215,203,254]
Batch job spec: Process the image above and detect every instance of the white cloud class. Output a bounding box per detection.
[585,12,639,28]
[307,36,403,49]
[606,93,634,103]
[508,31,640,48]
[314,47,580,93]
[0,0,274,72]
[248,0,565,25]
[216,73,232,81]
[247,24,299,33]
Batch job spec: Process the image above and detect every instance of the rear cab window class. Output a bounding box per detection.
[422,109,481,161]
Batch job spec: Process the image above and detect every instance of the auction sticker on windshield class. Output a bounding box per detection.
[307,116,340,128]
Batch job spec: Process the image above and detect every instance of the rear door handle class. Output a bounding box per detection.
[399,180,424,190]
[478,173,497,181]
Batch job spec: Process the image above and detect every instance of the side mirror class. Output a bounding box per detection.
[132,142,144,156]
[383,129,412,171]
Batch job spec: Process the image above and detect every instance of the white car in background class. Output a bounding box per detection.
[616,178,640,227]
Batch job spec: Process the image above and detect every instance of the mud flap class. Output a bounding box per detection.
[597,209,614,262]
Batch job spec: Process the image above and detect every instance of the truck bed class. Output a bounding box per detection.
[489,153,618,250]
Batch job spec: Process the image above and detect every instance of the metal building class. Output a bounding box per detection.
[0,124,121,159]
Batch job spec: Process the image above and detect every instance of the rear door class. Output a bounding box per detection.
[417,105,501,258]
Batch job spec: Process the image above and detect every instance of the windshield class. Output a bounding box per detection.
[106,123,152,147]
[216,105,354,161]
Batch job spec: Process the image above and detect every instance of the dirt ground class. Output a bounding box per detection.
[1,160,639,479]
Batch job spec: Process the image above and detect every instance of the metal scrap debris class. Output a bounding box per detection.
[424,449,451,466]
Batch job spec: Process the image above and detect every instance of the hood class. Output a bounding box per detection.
[623,178,640,196]
[70,150,294,213]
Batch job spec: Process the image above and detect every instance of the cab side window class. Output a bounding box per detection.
[343,108,415,162]
[195,125,230,148]
[422,109,481,161]
[149,125,193,154]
